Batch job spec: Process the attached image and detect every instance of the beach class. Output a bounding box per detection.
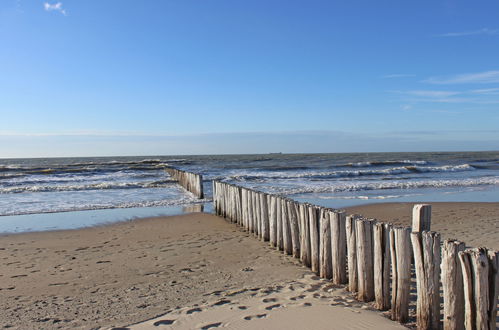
[345,202,499,250]
[1,201,497,329]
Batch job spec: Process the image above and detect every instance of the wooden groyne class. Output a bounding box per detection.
[212,180,498,330]
[166,167,203,199]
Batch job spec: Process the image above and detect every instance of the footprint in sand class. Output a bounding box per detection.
[262,297,277,303]
[290,294,306,301]
[237,306,248,310]
[200,322,222,329]
[265,303,282,311]
[186,307,202,314]
[212,299,231,306]
[243,314,267,320]
[153,319,175,326]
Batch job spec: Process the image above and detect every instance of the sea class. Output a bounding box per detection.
[1,151,498,233]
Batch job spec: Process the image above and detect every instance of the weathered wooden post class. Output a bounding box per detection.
[261,193,270,241]
[356,218,375,302]
[390,226,412,323]
[309,205,320,274]
[442,239,466,330]
[412,204,431,232]
[299,203,311,268]
[254,191,261,237]
[459,248,498,330]
[346,215,360,292]
[282,198,292,255]
[411,231,441,330]
[319,212,332,279]
[330,210,347,285]
[287,200,300,258]
[374,222,391,310]
[488,250,498,330]
[269,195,277,247]
[276,197,284,251]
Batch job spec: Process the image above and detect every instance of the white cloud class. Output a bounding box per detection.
[424,70,499,84]
[470,87,499,95]
[436,28,499,37]
[392,90,460,98]
[390,89,499,105]
[44,2,66,15]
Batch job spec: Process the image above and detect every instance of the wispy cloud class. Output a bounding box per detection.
[382,74,416,79]
[435,28,499,37]
[391,90,461,98]
[390,89,499,104]
[470,87,499,95]
[44,2,66,15]
[424,70,499,84]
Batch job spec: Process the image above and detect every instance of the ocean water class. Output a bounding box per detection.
[1,152,498,232]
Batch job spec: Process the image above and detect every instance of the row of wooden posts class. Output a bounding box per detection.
[165,167,204,199]
[212,180,498,330]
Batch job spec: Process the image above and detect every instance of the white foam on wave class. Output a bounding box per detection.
[265,176,499,195]
[221,163,476,181]
[0,180,176,194]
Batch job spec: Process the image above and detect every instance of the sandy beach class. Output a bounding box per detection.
[1,202,497,329]
[345,202,499,250]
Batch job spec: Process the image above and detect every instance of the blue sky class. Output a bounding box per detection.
[1,0,498,157]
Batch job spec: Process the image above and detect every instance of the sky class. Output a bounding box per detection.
[1,0,498,157]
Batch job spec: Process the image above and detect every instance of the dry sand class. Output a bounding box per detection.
[1,202,497,329]
[345,202,499,250]
[0,213,306,329]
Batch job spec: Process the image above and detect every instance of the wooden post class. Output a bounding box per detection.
[412,204,431,232]
[487,251,498,330]
[411,231,441,330]
[299,203,311,268]
[459,248,494,330]
[287,200,300,258]
[247,190,253,232]
[356,219,375,302]
[309,205,320,274]
[346,215,359,292]
[442,239,465,330]
[276,197,284,251]
[282,198,292,255]
[390,226,412,323]
[374,222,391,310]
[269,195,277,247]
[165,167,204,199]
[319,213,332,279]
[254,192,261,237]
[330,210,347,285]
[261,193,270,241]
